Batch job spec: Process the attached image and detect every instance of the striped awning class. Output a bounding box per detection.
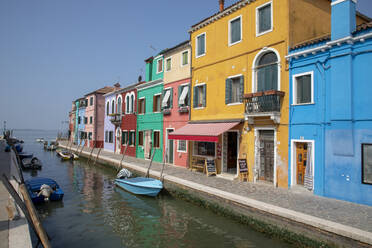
[168,122,240,142]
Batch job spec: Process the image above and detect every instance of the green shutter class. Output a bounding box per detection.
[170,88,173,109]
[202,85,206,107]
[193,86,197,108]
[225,78,232,104]
[239,76,244,102]
[178,85,182,107]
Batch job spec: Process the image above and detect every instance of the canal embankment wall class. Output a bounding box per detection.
[0,140,33,248]
[59,142,372,248]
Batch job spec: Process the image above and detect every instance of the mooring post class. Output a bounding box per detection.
[76,139,82,153]
[1,174,51,248]
[93,143,103,166]
[87,142,95,164]
[145,149,156,178]
[117,140,130,172]
[79,139,86,156]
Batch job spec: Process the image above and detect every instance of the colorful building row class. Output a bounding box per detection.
[68,0,372,206]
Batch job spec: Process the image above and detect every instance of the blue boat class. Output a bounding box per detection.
[115,177,163,197]
[25,177,64,204]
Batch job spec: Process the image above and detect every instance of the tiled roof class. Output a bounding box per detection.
[163,40,190,55]
[355,21,372,32]
[291,35,331,51]
[85,86,114,96]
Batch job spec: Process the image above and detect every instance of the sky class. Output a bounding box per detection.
[1,0,372,131]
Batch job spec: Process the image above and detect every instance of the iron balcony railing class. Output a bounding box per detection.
[244,90,285,114]
[109,113,122,125]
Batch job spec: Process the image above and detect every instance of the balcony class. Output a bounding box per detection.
[163,109,171,115]
[244,90,285,124]
[178,106,189,113]
[109,113,122,126]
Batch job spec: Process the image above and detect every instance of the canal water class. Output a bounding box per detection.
[15,130,292,248]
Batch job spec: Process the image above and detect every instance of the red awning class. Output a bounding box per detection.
[168,122,240,142]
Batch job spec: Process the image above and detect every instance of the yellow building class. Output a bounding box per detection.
[169,0,369,187]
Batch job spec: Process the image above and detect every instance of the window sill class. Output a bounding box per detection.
[227,102,243,106]
[291,102,315,106]
[193,107,205,110]
[195,53,206,59]
[228,39,242,47]
[256,28,273,37]
[177,150,187,153]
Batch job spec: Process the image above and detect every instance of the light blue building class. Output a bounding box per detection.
[77,98,87,145]
[287,0,372,205]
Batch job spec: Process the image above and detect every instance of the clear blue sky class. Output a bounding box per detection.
[1,0,371,131]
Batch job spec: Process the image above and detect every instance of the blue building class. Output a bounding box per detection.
[287,0,372,205]
[77,98,87,145]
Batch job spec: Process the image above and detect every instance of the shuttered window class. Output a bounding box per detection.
[138,131,144,146]
[362,144,372,184]
[153,131,160,148]
[166,58,171,71]
[182,51,189,65]
[122,131,128,145]
[229,16,241,45]
[162,88,173,109]
[157,59,163,73]
[257,3,272,34]
[225,76,244,104]
[295,74,312,104]
[196,33,206,57]
[193,84,206,108]
[178,85,189,107]
[138,98,145,114]
[153,94,161,112]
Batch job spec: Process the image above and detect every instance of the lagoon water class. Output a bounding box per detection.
[15,130,292,248]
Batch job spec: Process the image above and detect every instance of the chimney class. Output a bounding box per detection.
[331,0,356,40]
[114,82,121,89]
[219,0,224,12]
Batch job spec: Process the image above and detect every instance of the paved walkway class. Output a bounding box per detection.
[62,141,372,245]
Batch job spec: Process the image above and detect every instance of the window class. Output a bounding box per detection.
[130,94,134,113]
[122,131,128,145]
[178,85,189,107]
[293,72,313,104]
[106,102,109,116]
[153,131,160,148]
[182,51,189,66]
[193,84,206,108]
[153,94,161,112]
[178,140,187,152]
[125,95,130,113]
[117,97,122,114]
[138,98,145,114]
[109,131,113,143]
[84,117,87,124]
[362,144,372,184]
[129,131,135,146]
[90,97,93,106]
[138,131,144,146]
[111,100,115,114]
[78,116,81,124]
[165,58,171,72]
[194,141,215,157]
[226,76,244,104]
[196,33,206,58]
[105,131,108,142]
[162,89,172,109]
[255,51,279,92]
[157,59,163,74]
[229,16,242,45]
[257,2,272,35]
[90,116,93,124]
[88,132,92,140]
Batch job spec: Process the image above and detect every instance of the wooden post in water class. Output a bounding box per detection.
[87,145,95,164]
[93,143,103,166]
[145,149,156,178]
[1,175,51,248]
[117,141,130,172]
[79,139,86,156]
[76,139,82,153]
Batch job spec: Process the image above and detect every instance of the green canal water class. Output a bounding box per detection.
[15,130,292,248]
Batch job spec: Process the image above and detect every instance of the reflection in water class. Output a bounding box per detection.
[15,130,291,248]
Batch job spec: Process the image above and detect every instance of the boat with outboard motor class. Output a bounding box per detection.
[25,177,64,204]
[21,157,42,170]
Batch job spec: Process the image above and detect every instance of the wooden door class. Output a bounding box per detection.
[144,130,152,159]
[296,143,307,185]
[258,130,274,182]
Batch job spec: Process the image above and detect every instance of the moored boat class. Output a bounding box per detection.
[57,150,79,160]
[18,152,33,160]
[22,157,42,170]
[115,169,163,197]
[25,177,64,204]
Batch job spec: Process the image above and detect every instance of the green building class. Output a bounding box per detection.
[136,54,164,162]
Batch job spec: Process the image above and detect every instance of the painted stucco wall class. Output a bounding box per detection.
[104,93,116,152]
[163,46,191,84]
[163,78,190,168]
[74,100,80,143]
[136,82,164,163]
[85,94,105,148]
[77,107,86,145]
[120,89,137,157]
[146,55,164,82]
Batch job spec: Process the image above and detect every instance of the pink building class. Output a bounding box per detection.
[84,86,115,148]
[162,41,191,168]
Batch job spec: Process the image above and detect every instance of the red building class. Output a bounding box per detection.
[118,81,144,157]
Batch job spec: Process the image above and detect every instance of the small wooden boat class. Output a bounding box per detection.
[25,177,64,204]
[46,141,58,151]
[36,138,44,143]
[57,150,79,160]
[22,157,42,170]
[18,152,33,160]
[115,169,163,197]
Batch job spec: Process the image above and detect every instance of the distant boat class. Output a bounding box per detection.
[115,169,163,197]
[46,141,58,151]
[25,177,64,204]
[22,157,42,170]
[36,138,44,143]
[57,150,79,160]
